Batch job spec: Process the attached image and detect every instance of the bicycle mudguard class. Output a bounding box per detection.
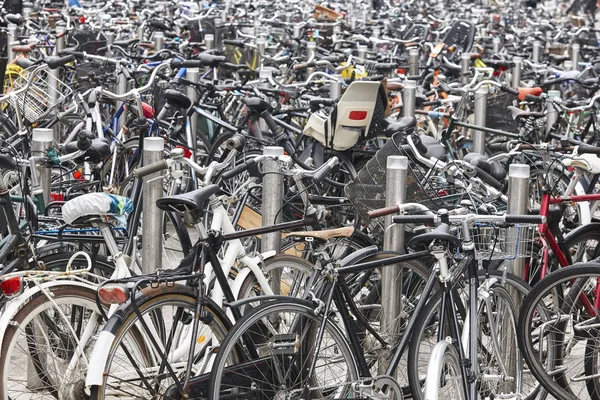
[0,280,97,358]
[229,250,277,299]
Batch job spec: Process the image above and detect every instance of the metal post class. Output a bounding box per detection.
[7,24,17,63]
[258,69,272,135]
[503,163,530,393]
[204,34,214,51]
[512,56,522,88]
[330,76,342,100]
[409,48,420,76]
[563,60,574,71]
[546,90,561,135]
[473,86,488,154]
[532,40,541,63]
[55,26,65,54]
[153,31,164,51]
[31,128,53,207]
[571,43,580,70]
[402,79,416,118]
[351,17,357,30]
[214,18,223,47]
[306,41,316,75]
[256,37,266,66]
[116,65,128,134]
[293,24,302,39]
[357,44,368,60]
[460,52,470,84]
[371,27,380,51]
[137,23,145,41]
[142,137,164,274]
[379,155,408,374]
[105,31,114,46]
[254,19,261,37]
[187,68,199,147]
[261,146,284,294]
[492,37,501,53]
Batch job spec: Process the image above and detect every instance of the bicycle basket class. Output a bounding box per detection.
[344,131,467,236]
[70,30,107,54]
[7,66,72,123]
[486,91,518,132]
[470,223,536,260]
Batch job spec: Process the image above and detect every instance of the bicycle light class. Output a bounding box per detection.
[98,284,129,305]
[0,277,23,298]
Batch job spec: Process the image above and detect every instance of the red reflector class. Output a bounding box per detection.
[50,193,65,202]
[98,285,129,304]
[176,145,193,159]
[349,111,368,120]
[1,277,22,297]
[73,170,84,180]
[142,102,155,118]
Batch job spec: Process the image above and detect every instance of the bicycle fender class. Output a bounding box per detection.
[230,267,253,299]
[256,250,276,261]
[0,280,97,356]
[85,330,116,386]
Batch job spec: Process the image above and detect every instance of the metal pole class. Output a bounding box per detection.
[142,137,164,274]
[153,31,164,52]
[357,44,368,60]
[409,48,420,76]
[492,37,501,53]
[473,86,488,154]
[116,64,128,134]
[261,146,284,295]
[546,90,561,135]
[532,41,541,63]
[379,155,408,374]
[137,23,145,41]
[460,52,470,84]
[571,43,580,70]
[503,163,530,393]
[563,60,574,71]
[204,33,214,51]
[187,68,199,147]
[7,24,17,63]
[55,26,65,54]
[258,69,273,135]
[293,24,302,39]
[330,76,342,100]
[351,17,357,30]
[254,19,261,37]
[214,18,223,47]
[511,56,522,88]
[31,128,53,207]
[306,41,316,76]
[371,27,380,51]
[402,79,416,118]
[256,37,266,66]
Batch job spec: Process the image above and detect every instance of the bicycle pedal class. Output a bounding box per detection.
[258,333,299,356]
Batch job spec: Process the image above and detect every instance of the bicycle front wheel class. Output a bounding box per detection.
[209,298,359,399]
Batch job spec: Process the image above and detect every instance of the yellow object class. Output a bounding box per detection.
[196,335,206,344]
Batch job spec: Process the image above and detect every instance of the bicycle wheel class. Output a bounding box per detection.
[423,341,466,400]
[208,298,359,399]
[408,271,541,400]
[518,263,600,400]
[0,285,103,399]
[90,284,232,399]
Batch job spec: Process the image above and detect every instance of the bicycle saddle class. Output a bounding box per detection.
[242,97,273,114]
[164,89,192,110]
[408,223,461,249]
[156,185,220,214]
[417,134,448,162]
[63,138,112,164]
[383,116,416,136]
[0,153,17,170]
[507,106,545,120]
[463,153,506,182]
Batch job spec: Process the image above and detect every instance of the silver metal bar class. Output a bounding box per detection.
[532,41,541,63]
[546,90,561,134]
[460,52,470,84]
[31,128,54,206]
[7,24,17,63]
[330,75,342,100]
[572,43,580,70]
[492,37,501,53]
[187,67,200,150]
[261,147,284,295]
[512,57,522,88]
[402,79,416,118]
[409,48,420,76]
[473,86,488,154]
[153,32,164,51]
[141,137,164,274]
[379,156,408,374]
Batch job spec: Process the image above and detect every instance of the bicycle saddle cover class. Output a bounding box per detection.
[164,89,192,110]
[0,153,17,170]
[463,153,506,182]
[408,223,460,249]
[156,185,220,214]
[63,193,133,226]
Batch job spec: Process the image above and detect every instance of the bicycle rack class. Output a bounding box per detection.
[142,137,164,274]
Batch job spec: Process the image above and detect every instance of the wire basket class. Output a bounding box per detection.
[470,223,536,260]
[486,92,519,132]
[7,66,72,123]
[344,130,469,236]
[75,61,116,91]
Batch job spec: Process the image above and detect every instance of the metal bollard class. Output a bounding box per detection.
[254,20,261,37]
[503,163,530,393]
[402,80,416,118]
[261,146,284,294]
[137,24,145,41]
[512,57,522,88]
[214,18,223,47]
[142,137,164,274]
[153,32,164,51]
[492,37,501,53]
[532,41,541,63]
[371,28,380,51]
[55,26,66,54]
[105,31,115,46]
[357,44,368,61]
[204,34,214,51]
[546,90,561,135]
[31,128,54,207]
[409,48,420,76]
[379,155,408,373]
[256,37,266,64]
[473,86,488,154]
[187,68,200,147]
[330,76,342,100]
[7,24,17,63]
[563,60,573,71]
[351,17,357,30]
[572,43,580,70]
[293,24,302,39]
[116,65,128,134]
[460,52,470,84]
[306,41,317,75]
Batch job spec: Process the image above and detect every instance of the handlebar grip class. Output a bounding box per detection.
[392,215,436,224]
[5,13,23,26]
[576,146,600,155]
[47,54,76,69]
[504,214,545,224]
[500,84,519,96]
[221,158,257,180]
[132,160,169,178]
[367,205,400,219]
[293,61,315,71]
[170,59,203,69]
[473,166,504,191]
[225,134,246,150]
[524,94,543,103]
[488,141,510,152]
[76,131,92,151]
[223,39,246,48]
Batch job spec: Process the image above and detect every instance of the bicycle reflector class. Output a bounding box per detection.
[1,277,23,298]
[348,111,368,121]
[98,284,129,304]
